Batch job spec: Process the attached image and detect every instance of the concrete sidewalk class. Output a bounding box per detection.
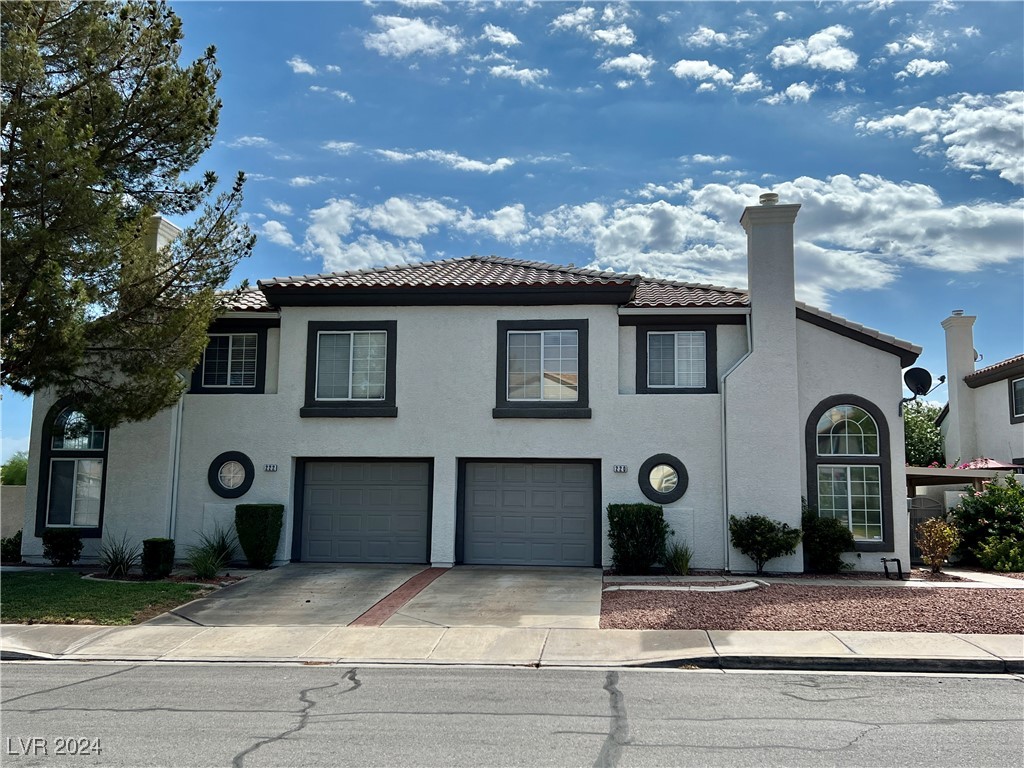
[2,622,1021,673]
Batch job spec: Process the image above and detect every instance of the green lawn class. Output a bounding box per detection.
[0,571,210,625]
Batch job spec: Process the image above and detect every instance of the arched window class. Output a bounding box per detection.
[35,402,108,536]
[806,396,891,551]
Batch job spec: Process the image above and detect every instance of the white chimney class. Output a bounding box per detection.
[941,311,978,463]
[145,215,182,253]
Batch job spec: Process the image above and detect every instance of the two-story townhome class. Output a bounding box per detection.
[20,195,921,572]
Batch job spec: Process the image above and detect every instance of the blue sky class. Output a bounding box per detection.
[2,0,1022,462]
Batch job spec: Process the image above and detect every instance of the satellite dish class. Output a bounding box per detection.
[903,367,933,397]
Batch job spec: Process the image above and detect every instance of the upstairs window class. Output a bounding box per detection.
[648,331,706,389]
[203,334,257,388]
[316,330,387,401]
[507,329,578,402]
[1012,377,1024,424]
[816,405,879,456]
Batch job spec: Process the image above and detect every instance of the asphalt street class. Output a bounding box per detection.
[1,663,1022,768]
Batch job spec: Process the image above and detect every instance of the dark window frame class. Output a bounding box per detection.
[805,395,893,553]
[190,321,272,395]
[638,453,689,504]
[34,398,109,538]
[301,320,398,418]
[635,324,718,394]
[208,451,255,499]
[1010,377,1024,425]
[493,319,591,419]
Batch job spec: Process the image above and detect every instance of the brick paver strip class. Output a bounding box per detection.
[348,568,449,627]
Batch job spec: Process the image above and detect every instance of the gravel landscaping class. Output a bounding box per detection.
[601,584,1024,634]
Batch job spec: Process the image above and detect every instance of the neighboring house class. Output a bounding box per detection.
[20,195,922,572]
[937,312,1024,468]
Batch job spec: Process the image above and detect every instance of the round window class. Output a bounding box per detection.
[208,451,255,499]
[638,454,688,504]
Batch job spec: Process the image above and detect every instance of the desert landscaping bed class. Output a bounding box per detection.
[601,584,1024,634]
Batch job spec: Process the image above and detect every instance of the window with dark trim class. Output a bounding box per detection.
[1011,377,1024,424]
[493,320,590,419]
[190,321,272,394]
[302,321,397,418]
[635,324,717,394]
[805,395,892,553]
[35,400,109,538]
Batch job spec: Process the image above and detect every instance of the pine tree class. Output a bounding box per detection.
[1,0,255,426]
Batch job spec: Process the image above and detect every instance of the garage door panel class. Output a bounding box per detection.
[301,461,430,563]
[463,461,594,567]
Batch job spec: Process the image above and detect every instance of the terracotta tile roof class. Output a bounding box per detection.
[627,279,749,308]
[217,288,275,313]
[258,256,635,290]
[964,353,1024,388]
[795,300,921,357]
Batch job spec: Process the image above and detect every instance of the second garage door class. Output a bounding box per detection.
[301,461,430,563]
[461,461,596,566]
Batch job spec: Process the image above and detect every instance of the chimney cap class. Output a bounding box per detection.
[759,192,779,206]
[952,309,964,316]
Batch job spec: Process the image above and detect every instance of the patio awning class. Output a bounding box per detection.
[905,466,1021,495]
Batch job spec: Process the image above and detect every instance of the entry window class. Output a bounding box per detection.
[44,408,106,529]
[507,330,578,401]
[316,331,387,400]
[1012,377,1024,423]
[202,334,257,388]
[813,404,883,543]
[648,331,706,389]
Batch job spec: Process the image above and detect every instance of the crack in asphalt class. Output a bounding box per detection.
[230,669,358,768]
[1,665,137,706]
[593,671,630,768]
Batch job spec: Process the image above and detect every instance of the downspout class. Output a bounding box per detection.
[167,373,187,540]
[720,315,752,573]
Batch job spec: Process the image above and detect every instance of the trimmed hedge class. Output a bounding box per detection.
[729,514,801,575]
[142,538,176,579]
[235,504,284,569]
[41,528,84,566]
[607,503,671,575]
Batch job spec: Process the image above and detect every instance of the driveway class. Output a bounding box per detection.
[148,564,602,629]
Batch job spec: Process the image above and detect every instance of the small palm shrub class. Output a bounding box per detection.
[607,503,671,575]
[663,539,693,576]
[915,518,960,573]
[142,538,176,579]
[235,504,284,569]
[729,514,802,575]
[98,532,141,578]
[41,528,84,566]
[197,523,237,565]
[975,536,1024,572]
[186,544,228,580]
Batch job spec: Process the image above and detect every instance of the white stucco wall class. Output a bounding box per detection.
[968,379,1024,463]
[796,321,910,571]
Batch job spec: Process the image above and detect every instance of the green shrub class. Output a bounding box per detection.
[975,536,1024,572]
[235,504,284,569]
[949,474,1024,565]
[186,544,227,580]
[663,539,693,576]
[802,501,854,573]
[97,532,141,578]
[1,530,23,563]
[0,451,28,485]
[197,523,237,565]
[915,518,960,573]
[729,514,802,575]
[142,538,176,579]
[41,528,84,566]
[607,503,671,575]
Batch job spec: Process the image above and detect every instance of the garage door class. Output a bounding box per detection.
[301,461,430,563]
[462,461,595,566]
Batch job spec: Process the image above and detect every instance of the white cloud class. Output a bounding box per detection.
[375,148,515,173]
[321,234,425,273]
[551,7,596,31]
[591,24,635,47]
[962,26,980,38]
[635,181,693,200]
[686,25,750,49]
[360,197,458,238]
[489,64,548,86]
[732,72,769,93]
[310,86,355,102]
[323,141,359,155]
[599,53,655,83]
[457,204,529,240]
[265,199,293,216]
[685,154,732,164]
[396,0,445,7]
[857,92,1024,185]
[482,23,520,46]
[885,32,939,56]
[769,25,858,72]
[303,198,357,266]
[669,59,734,88]
[550,6,634,47]
[774,11,791,21]
[761,81,818,105]
[364,15,463,58]
[289,176,331,187]
[895,59,951,79]
[286,56,317,75]
[227,135,271,149]
[261,220,296,248]
[324,64,342,73]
